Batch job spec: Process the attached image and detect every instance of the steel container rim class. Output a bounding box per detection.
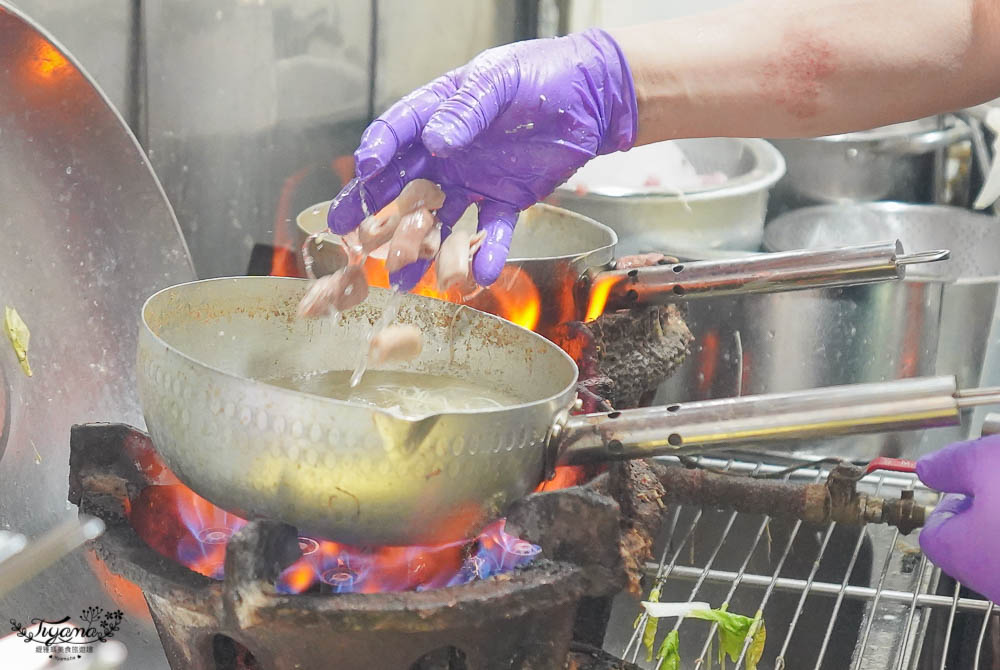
[139,276,581,421]
[763,202,1000,283]
[297,201,619,266]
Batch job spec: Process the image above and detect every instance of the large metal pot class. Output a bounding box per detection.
[547,138,786,257]
[657,203,1000,460]
[769,116,972,215]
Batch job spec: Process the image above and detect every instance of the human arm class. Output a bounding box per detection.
[613,0,1000,144]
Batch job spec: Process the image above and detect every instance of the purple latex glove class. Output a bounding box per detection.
[916,435,1000,601]
[328,28,637,289]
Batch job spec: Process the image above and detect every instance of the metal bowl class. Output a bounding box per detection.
[769,116,972,214]
[547,138,786,257]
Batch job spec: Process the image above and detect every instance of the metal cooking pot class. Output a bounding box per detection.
[297,202,944,337]
[769,116,972,214]
[546,138,786,257]
[138,278,998,546]
[658,203,1000,460]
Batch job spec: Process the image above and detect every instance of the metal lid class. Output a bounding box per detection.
[0,4,194,665]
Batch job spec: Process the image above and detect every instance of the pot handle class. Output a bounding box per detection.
[587,241,949,311]
[870,122,970,156]
[552,376,965,466]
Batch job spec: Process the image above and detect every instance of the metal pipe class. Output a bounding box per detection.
[558,376,961,464]
[652,464,831,525]
[594,241,949,310]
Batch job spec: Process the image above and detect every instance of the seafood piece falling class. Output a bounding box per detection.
[436,229,486,291]
[358,204,400,254]
[368,324,423,366]
[385,209,436,274]
[395,179,445,214]
[297,265,369,318]
[358,179,444,256]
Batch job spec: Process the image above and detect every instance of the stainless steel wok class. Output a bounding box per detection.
[138,278,1000,546]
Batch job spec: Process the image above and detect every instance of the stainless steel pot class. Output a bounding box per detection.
[657,203,1000,460]
[546,138,786,257]
[138,277,1000,546]
[769,116,972,214]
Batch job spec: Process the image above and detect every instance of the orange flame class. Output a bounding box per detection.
[359,255,542,332]
[28,40,71,82]
[535,466,589,491]
[125,447,539,593]
[584,274,618,323]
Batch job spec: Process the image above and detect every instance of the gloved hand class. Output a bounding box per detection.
[327,28,637,289]
[916,435,1000,601]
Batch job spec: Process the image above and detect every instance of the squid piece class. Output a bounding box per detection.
[368,324,423,365]
[395,179,445,215]
[418,222,443,260]
[296,264,369,318]
[436,229,486,291]
[385,209,436,274]
[358,204,400,254]
[615,253,669,270]
[341,229,365,259]
[362,179,445,256]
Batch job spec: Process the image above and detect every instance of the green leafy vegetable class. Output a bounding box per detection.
[639,597,766,669]
[656,630,681,670]
[747,617,766,670]
[640,586,661,661]
[689,606,766,670]
[4,306,32,376]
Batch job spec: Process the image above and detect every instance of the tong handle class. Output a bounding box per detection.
[595,240,950,310]
[556,376,962,465]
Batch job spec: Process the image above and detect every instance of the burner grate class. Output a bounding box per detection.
[613,456,997,670]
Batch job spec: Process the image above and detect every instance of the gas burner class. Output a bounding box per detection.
[198,528,235,545]
[68,423,660,670]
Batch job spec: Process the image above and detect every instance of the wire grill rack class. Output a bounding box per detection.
[603,456,998,670]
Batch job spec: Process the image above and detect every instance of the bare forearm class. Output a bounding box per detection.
[610,0,1000,144]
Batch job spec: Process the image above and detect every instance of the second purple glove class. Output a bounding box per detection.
[327,28,637,290]
[916,435,1000,601]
